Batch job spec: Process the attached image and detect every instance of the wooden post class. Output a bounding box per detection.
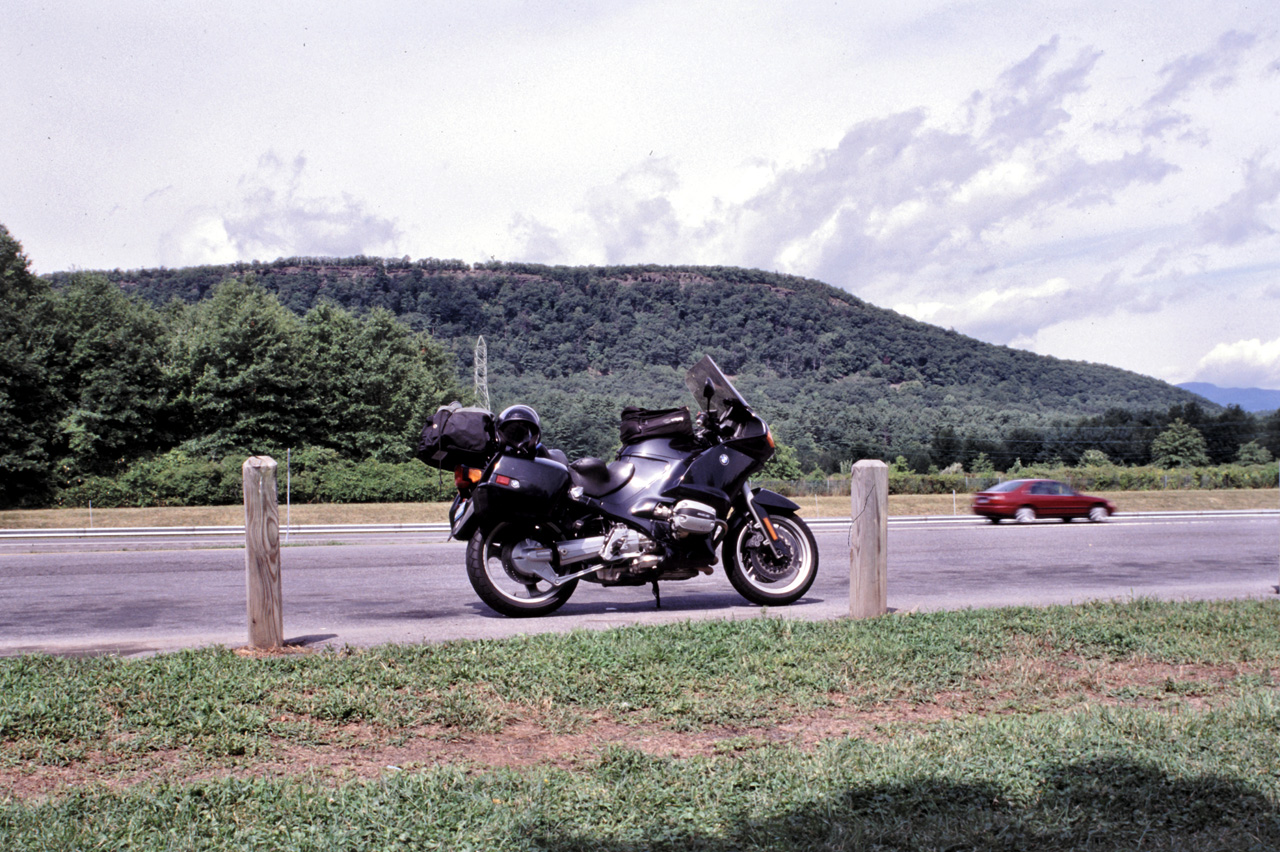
[243,456,283,648]
[850,459,888,618]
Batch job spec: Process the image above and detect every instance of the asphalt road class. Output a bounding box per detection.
[1,514,1276,657]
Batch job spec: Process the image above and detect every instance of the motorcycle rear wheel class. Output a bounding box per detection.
[724,511,819,606]
[466,522,578,617]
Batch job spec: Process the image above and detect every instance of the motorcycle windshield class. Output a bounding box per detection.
[684,355,750,417]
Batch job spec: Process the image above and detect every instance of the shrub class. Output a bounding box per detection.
[54,447,454,507]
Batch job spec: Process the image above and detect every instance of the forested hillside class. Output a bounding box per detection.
[49,256,1223,469]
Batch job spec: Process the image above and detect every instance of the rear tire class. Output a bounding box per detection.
[466,522,577,617]
[724,511,819,606]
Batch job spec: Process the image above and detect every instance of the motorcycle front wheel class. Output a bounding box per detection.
[724,511,819,606]
[466,522,578,617]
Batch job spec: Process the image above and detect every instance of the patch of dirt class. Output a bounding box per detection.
[2,657,1273,801]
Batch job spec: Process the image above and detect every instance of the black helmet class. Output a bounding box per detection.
[495,404,541,456]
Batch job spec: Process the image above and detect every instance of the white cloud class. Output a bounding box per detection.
[1194,338,1280,388]
[158,214,238,268]
[1196,152,1280,246]
[159,153,402,266]
[4,1,1279,387]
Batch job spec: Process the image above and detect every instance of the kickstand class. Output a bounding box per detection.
[651,580,662,609]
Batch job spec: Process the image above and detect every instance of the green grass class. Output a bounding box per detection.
[3,598,1280,849]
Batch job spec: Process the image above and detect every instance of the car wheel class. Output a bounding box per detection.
[1088,505,1109,523]
[1015,507,1036,524]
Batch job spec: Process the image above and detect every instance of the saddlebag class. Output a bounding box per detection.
[473,455,570,518]
[416,402,495,470]
[619,406,693,445]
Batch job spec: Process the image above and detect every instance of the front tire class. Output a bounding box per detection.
[466,522,577,617]
[1088,505,1109,522]
[1015,506,1036,524]
[724,511,819,606]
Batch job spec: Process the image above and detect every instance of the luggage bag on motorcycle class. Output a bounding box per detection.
[473,455,570,518]
[619,406,694,445]
[416,402,495,470]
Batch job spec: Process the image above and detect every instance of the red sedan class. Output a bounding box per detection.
[971,479,1116,524]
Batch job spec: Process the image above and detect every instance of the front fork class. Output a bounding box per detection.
[741,483,783,559]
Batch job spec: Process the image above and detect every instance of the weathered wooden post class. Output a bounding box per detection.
[850,459,888,618]
[243,455,283,648]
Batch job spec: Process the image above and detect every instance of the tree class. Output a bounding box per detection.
[51,274,171,474]
[539,393,620,462]
[1235,441,1273,466]
[759,441,803,480]
[1150,419,1210,468]
[166,277,311,456]
[1078,448,1112,467]
[1262,410,1280,460]
[1203,405,1253,465]
[300,303,459,460]
[930,426,962,468]
[970,452,995,474]
[0,225,61,506]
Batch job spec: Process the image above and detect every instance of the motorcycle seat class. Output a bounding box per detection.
[568,458,635,498]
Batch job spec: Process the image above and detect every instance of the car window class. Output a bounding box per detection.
[988,480,1025,493]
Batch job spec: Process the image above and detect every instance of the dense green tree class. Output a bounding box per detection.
[1151,419,1210,468]
[0,225,62,505]
[1202,404,1254,465]
[1235,440,1273,465]
[165,277,312,456]
[300,302,459,460]
[759,441,803,480]
[1078,448,1112,467]
[1264,410,1280,459]
[51,274,171,474]
[930,426,962,469]
[538,393,621,461]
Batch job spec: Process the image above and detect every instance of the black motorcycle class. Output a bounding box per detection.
[417,356,819,617]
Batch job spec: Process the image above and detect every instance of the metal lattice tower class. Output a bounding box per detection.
[473,336,490,411]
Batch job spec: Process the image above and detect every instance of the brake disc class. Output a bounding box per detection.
[743,528,796,582]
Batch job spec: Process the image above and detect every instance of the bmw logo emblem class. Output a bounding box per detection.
[719,454,729,466]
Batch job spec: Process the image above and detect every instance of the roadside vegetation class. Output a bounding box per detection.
[3,598,1279,848]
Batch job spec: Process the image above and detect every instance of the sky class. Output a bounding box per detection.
[5,1,1279,389]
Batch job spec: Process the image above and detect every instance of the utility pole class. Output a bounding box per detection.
[474,335,490,411]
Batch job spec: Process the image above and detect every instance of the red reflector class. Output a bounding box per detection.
[495,474,512,486]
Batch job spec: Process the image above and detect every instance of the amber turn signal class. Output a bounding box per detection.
[454,466,483,489]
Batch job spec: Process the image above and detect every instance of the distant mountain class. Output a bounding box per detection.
[49,258,1210,468]
[1177,382,1280,413]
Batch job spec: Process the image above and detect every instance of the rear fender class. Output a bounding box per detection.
[450,494,479,541]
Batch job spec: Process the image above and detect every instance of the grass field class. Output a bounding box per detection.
[2,487,1275,529]
[3,599,1279,849]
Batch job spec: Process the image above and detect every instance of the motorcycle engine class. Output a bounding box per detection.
[670,500,722,538]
